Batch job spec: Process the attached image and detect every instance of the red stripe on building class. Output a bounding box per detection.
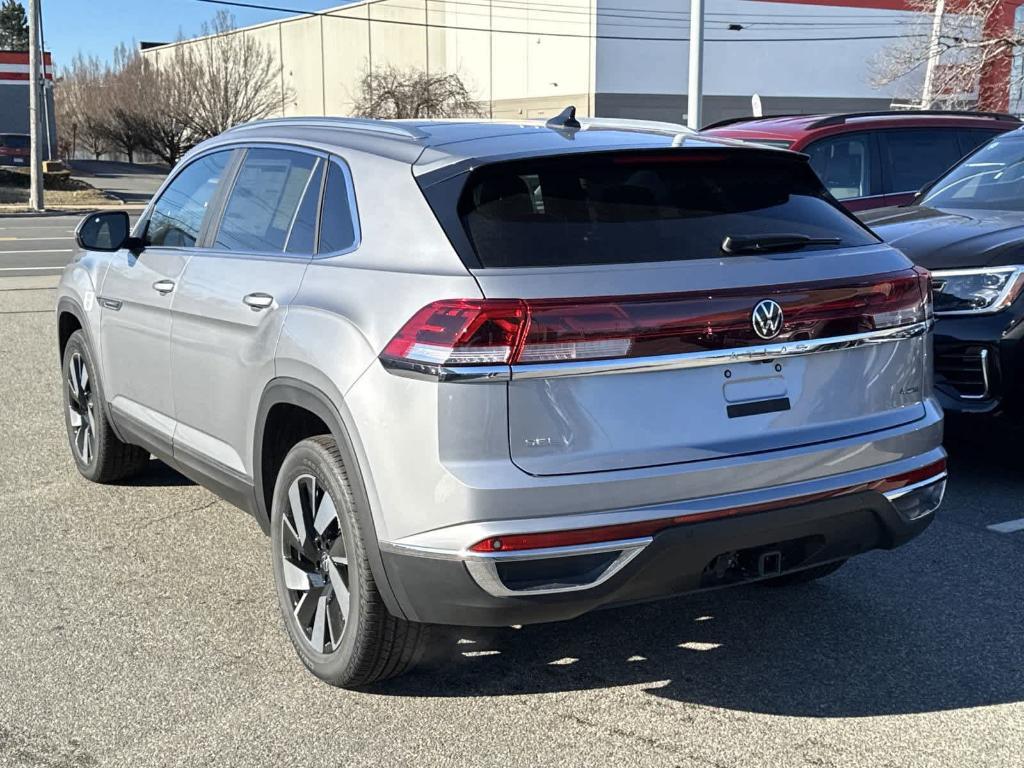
[0,51,52,65]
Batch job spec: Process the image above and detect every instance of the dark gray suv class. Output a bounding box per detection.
[57,113,946,687]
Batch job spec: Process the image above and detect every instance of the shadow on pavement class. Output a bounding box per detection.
[368,419,1024,716]
[120,459,196,488]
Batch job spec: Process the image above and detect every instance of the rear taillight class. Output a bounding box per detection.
[379,270,928,375]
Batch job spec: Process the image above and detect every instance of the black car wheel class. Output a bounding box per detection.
[271,435,431,687]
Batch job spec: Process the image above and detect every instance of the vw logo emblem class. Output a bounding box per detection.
[752,299,784,340]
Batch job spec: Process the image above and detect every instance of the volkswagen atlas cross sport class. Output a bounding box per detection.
[56,109,947,688]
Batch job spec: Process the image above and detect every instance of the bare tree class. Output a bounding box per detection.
[137,49,196,166]
[55,54,110,160]
[873,1,1022,111]
[178,11,287,139]
[96,44,149,164]
[353,65,484,119]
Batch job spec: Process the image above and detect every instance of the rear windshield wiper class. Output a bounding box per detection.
[721,233,842,255]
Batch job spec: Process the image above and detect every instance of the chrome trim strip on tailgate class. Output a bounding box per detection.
[387,321,930,383]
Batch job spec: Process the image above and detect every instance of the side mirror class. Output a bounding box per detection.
[75,211,142,253]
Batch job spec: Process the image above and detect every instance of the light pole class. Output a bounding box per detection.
[687,0,705,129]
[28,0,44,210]
[921,0,945,109]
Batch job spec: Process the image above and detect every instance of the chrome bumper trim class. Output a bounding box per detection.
[882,472,948,501]
[463,538,652,597]
[509,321,930,380]
[384,321,930,383]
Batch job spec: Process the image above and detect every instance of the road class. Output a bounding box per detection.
[0,160,162,278]
[68,160,168,205]
[0,214,82,277]
[0,278,1022,767]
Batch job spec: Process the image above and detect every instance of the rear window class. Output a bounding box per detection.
[457,150,877,268]
[0,134,29,149]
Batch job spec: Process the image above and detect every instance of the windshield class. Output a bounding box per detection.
[458,149,877,268]
[922,136,1024,211]
[0,134,29,149]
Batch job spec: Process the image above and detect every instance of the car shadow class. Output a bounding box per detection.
[119,459,196,488]
[366,420,1024,715]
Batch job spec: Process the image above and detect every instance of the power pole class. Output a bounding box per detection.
[28,0,44,211]
[921,0,945,109]
[686,0,704,129]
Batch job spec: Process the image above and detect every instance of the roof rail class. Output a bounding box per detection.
[226,116,429,141]
[700,114,803,131]
[808,110,1022,129]
[577,117,695,137]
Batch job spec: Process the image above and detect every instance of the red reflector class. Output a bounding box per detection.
[468,458,947,553]
[380,269,929,373]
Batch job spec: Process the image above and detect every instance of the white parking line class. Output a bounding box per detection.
[0,249,72,254]
[987,518,1024,534]
[0,266,65,272]
[0,236,71,241]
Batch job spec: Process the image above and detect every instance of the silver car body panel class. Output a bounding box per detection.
[56,117,944,617]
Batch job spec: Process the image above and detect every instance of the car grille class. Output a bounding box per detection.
[935,346,992,400]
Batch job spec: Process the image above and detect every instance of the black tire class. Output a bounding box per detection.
[270,435,431,688]
[761,559,847,587]
[61,330,150,483]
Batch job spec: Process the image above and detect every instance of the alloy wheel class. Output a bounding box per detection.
[67,352,96,465]
[280,474,351,653]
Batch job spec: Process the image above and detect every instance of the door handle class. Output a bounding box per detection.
[243,292,275,311]
[152,280,175,295]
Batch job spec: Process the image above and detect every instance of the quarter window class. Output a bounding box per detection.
[215,148,324,254]
[145,151,231,248]
[317,158,359,254]
[805,134,876,201]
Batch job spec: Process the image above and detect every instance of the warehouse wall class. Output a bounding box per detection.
[145,0,596,121]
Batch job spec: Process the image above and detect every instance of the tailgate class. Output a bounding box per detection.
[476,261,929,476]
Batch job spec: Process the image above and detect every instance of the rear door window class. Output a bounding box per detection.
[458,150,877,269]
[804,133,878,201]
[215,148,324,254]
[880,128,962,194]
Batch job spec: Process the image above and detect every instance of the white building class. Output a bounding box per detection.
[145,0,930,126]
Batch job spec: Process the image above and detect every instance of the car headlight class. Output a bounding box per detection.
[931,266,1024,315]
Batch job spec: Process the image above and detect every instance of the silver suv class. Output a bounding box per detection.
[57,112,947,688]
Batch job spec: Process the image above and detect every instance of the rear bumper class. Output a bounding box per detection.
[379,451,946,627]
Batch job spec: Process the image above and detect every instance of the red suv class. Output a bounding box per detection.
[702,111,1020,212]
[0,133,30,167]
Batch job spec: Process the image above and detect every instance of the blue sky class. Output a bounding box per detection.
[40,0,351,67]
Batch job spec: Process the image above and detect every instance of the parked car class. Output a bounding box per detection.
[0,133,30,167]
[860,130,1024,416]
[701,111,1020,212]
[57,113,946,688]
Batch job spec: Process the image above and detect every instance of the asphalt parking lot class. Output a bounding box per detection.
[1,250,1023,767]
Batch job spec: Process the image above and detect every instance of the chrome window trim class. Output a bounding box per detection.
[384,320,930,383]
